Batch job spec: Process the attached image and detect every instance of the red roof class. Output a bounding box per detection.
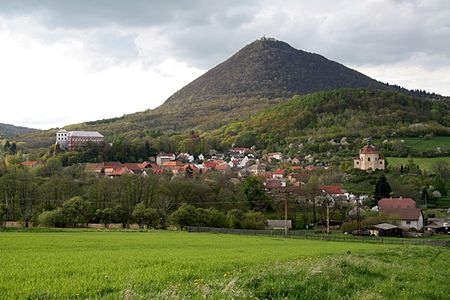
[215,163,229,171]
[320,185,345,194]
[103,161,122,168]
[273,169,285,175]
[110,167,132,176]
[265,179,282,189]
[21,160,39,167]
[162,161,183,167]
[203,161,216,168]
[378,198,416,209]
[380,208,422,220]
[360,144,378,154]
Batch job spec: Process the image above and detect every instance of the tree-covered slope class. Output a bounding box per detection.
[204,89,450,149]
[0,123,39,139]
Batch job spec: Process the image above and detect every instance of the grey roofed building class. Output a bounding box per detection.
[69,131,104,137]
[373,223,399,230]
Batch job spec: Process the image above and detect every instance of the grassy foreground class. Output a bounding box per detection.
[0,231,448,299]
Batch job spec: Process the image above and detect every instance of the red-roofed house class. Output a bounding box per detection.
[378,198,423,230]
[320,185,345,195]
[378,197,416,209]
[20,160,40,168]
[272,169,285,179]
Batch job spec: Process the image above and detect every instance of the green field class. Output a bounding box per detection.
[0,231,448,299]
[387,156,450,171]
[388,136,450,152]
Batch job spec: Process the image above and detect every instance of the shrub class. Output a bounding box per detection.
[244,211,267,229]
[37,209,66,227]
[227,209,246,229]
[132,203,164,228]
[170,204,200,229]
[61,196,92,227]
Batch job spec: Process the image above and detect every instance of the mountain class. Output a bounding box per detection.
[17,38,447,148]
[0,123,39,139]
[163,37,386,106]
[64,38,390,134]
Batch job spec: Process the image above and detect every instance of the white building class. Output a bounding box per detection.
[56,129,104,151]
[354,142,385,171]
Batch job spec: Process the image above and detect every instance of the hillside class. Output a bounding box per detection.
[204,89,450,150]
[0,123,38,139]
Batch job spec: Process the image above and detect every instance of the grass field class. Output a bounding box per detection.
[386,156,450,171]
[386,136,450,152]
[0,231,449,299]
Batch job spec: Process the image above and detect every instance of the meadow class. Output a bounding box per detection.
[386,156,450,172]
[0,231,448,299]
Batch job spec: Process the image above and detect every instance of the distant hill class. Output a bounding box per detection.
[0,123,39,139]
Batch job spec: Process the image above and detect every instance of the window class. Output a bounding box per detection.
[406,221,411,225]
[367,157,371,162]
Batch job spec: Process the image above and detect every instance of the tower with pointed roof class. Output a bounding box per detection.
[353,140,385,170]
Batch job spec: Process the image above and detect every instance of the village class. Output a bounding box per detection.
[12,129,447,238]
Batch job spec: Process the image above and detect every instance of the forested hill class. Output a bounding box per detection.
[203,89,450,149]
[0,123,38,138]
[162,38,387,105]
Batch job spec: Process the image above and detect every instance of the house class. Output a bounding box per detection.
[354,141,385,171]
[287,173,310,186]
[320,185,348,199]
[267,152,283,162]
[20,160,40,168]
[378,197,423,230]
[198,153,205,161]
[56,129,104,151]
[230,147,250,155]
[247,164,266,176]
[156,152,176,166]
[272,169,285,179]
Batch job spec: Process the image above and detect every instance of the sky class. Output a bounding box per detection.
[0,0,449,129]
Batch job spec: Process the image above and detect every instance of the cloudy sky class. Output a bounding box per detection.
[1,0,449,129]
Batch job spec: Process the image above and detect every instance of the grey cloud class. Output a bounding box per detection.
[1,0,449,73]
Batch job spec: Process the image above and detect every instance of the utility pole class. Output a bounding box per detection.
[326,197,330,234]
[284,194,288,237]
[356,194,361,235]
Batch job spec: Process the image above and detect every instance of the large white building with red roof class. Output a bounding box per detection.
[353,142,385,171]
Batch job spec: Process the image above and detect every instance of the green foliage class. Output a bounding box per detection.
[37,209,66,227]
[243,176,269,210]
[61,197,92,227]
[227,209,246,229]
[0,203,7,223]
[243,211,267,229]
[132,203,164,228]
[374,175,392,202]
[170,204,200,229]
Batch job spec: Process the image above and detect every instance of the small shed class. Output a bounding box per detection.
[372,223,403,237]
[267,220,292,230]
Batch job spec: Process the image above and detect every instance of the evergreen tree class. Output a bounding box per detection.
[374,175,392,202]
